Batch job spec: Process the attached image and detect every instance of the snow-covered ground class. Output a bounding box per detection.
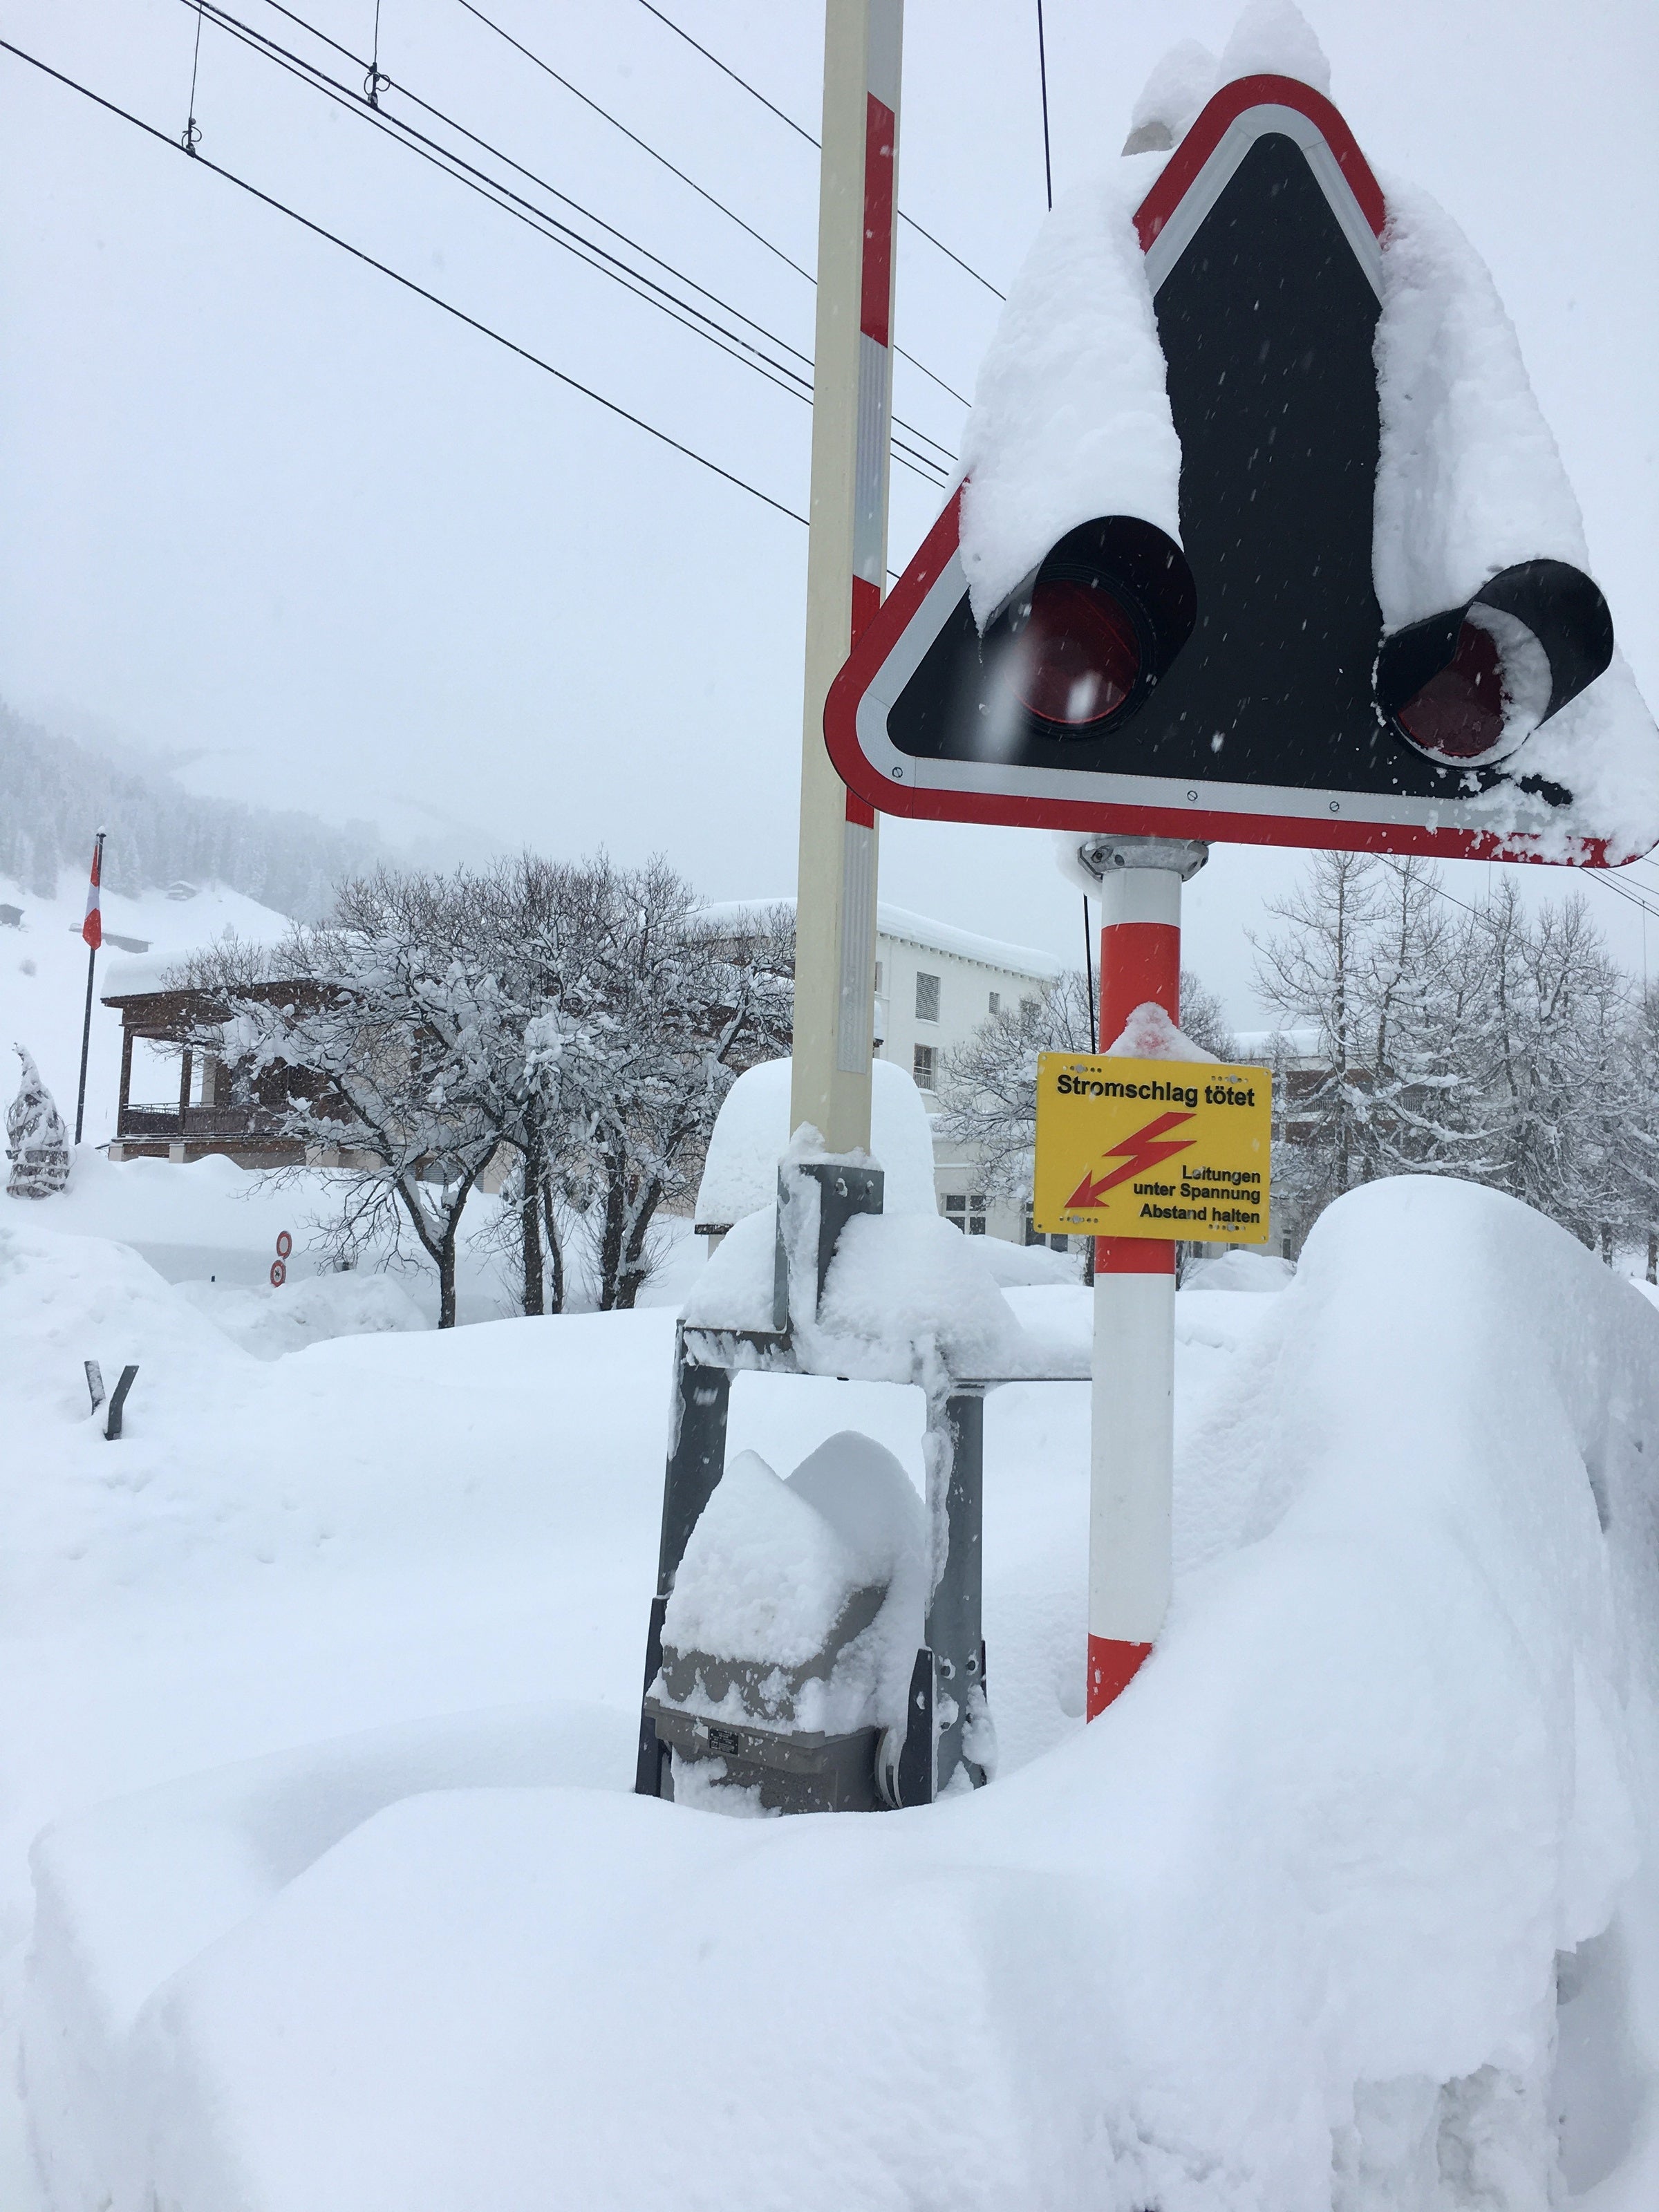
[5,1167,1659,2209]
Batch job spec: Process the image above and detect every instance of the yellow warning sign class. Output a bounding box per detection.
[1032,1054,1273,1242]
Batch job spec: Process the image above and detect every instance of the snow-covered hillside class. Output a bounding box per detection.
[0,874,291,1149]
[4,1178,1659,2209]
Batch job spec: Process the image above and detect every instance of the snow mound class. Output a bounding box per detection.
[694,1056,937,1230]
[1181,1248,1293,1293]
[1104,1000,1220,1061]
[958,172,1182,628]
[662,1448,873,1669]
[816,1209,1031,1378]
[177,1270,430,1359]
[24,1702,632,2212]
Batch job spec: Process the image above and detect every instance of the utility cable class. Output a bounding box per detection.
[2,37,822,530]
[184,2,954,482]
[228,0,958,462]
[1035,0,1053,209]
[630,0,1006,303]
[451,0,975,406]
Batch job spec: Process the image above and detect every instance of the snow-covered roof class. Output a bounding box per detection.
[693,899,1062,984]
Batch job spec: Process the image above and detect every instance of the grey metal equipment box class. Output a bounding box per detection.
[634,1159,1074,1815]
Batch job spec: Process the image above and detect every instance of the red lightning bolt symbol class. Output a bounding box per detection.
[1065,1109,1194,1209]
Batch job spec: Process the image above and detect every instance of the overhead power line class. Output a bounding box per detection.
[451,0,976,407]
[230,0,960,449]
[180,1,953,483]
[630,0,1007,303]
[1,37,823,532]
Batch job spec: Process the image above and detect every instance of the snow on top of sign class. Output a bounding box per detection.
[1104,1002,1220,1062]
[1125,41,1219,153]
[1374,182,1590,632]
[957,167,1182,630]
[1214,0,1331,95]
[1125,3,1327,156]
[1373,180,1659,858]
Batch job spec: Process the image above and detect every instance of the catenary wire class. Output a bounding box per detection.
[630,0,1006,303]
[452,0,975,407]
[178,1,954,482]
[228,0,960,458]
[241,0,971,421]
[0,37,839,534]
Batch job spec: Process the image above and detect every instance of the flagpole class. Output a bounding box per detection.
[73,828,105,1147]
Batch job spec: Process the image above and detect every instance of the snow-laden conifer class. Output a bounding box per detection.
[6,1043,70,1198]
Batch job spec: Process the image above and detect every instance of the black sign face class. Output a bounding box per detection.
[825,78,1629,861]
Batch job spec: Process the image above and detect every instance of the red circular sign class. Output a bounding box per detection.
[270,1259,287,1288]
[275,1231,293,1259]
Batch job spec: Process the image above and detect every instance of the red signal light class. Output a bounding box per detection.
[1394,617,1507,762]
[1016,579,1143,728]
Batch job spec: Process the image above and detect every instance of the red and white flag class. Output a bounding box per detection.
[82,835,103,951]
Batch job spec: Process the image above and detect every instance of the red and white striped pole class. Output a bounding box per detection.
[790,0,901,1157]
[1086,838,1207,1718]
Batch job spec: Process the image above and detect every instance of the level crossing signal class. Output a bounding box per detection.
[825,77,1640,863]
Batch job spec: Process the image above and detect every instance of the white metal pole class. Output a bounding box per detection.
[789,0,902,1156]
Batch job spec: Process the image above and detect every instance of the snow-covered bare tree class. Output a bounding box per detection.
[1454,880,1629,1249]
[178,879,505,1328]
[1253,852,1635,1256]
[6,1044,70,1197]
[569,861,793,1310]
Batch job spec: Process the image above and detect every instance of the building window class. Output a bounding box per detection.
[912,1043,937,1089]
[988,991,1000,1014]
[874,961,883,992]
[944,1194,987,1236]
[915,971,940,1023]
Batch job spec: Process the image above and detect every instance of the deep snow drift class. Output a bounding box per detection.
[9,1177,1659,2209]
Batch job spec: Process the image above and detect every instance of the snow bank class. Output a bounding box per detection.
[24,1703,632,2212]
[958,171,1182,628]
[21,1179,1659,2210]
[176,1269,429,1359]
[46,1181,1659,2204]
[694,1056,937,1230]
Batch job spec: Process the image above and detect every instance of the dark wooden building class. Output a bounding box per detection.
[102,975,318,1167]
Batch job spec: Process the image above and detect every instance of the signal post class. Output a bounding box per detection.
[1081,838,1206,1714]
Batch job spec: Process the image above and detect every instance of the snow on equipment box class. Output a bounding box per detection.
[1033,1053,1271,1241]
[825,77,1658,866]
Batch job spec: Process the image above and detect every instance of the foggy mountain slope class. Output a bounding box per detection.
[0,703,381,921]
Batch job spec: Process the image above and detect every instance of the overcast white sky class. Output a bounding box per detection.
[2,0,1656,1018]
